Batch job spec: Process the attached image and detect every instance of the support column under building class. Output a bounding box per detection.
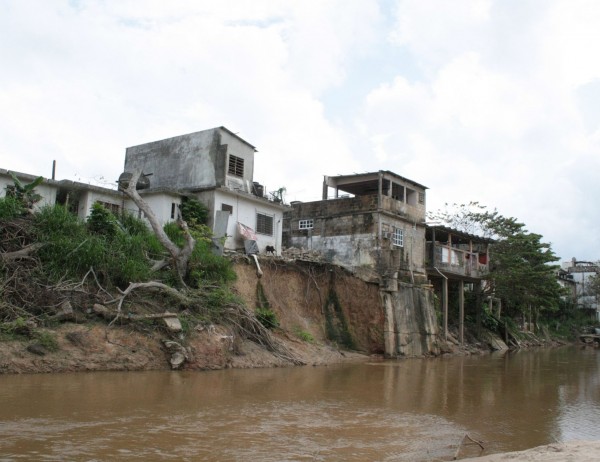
[459,279,464,345]
[442,277,448,341]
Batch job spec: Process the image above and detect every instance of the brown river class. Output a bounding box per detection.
[1,346,599,461]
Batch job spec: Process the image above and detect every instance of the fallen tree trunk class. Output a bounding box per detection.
[0,243,42,262]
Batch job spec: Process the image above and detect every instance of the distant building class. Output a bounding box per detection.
[561,258,599,320]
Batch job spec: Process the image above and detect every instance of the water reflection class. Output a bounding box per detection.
[0,347,599,461]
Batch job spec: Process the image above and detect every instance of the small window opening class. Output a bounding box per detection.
[299,219,314,230]
[392,228,404,247]
[256,212,274,236]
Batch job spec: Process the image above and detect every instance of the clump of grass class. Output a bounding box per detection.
[293,326,314,343]
[256,307,279,330]
[33,330,59,352]
[0,317,32,341]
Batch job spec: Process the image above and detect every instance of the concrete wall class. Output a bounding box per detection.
[136,192,182,227]
[284,196,426,273]
[124,129,221,191]
[198,188,284,255]
[220,129,255,193]
[124,127,256,194]
[382,282,439,357]
[381,195,425,224]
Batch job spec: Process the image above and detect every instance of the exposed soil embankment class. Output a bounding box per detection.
[0,258,379,374]
[233,258,384,353]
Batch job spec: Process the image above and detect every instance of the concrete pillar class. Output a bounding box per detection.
[459,279,464,345]
[442,277,448,341]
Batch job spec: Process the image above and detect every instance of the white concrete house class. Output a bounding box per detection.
[0,169,180,228]
[124,126,287,254]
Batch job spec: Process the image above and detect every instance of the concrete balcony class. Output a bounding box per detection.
[426,243,489,280]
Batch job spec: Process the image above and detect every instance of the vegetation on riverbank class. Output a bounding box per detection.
[0,186,308,366]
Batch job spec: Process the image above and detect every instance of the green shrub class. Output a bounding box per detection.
[0,196,25,219]
[256,307,279,329]
[163,221,186,248]
[119,211,151,236]
[180,198,209,225]
[34,330,59,352]
[0,317,31,341]
[293,327,314,343]
[33,205,157,288]
[87,202,120,238]
[34,204,85,240]
[189,240,237,285]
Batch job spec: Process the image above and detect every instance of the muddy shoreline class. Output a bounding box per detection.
[0,322,372,375]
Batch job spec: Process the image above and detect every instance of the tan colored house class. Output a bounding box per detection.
[283,170,428,280]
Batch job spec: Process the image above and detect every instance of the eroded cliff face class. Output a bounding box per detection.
[233,259,385,354]
[233,258,440,357]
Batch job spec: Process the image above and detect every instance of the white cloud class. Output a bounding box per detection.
[1,0,599,260]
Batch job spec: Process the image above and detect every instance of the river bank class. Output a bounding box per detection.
[0,318,569,375]
[0,322,370,374]
[0,257,571,375]
[462,440,600,461]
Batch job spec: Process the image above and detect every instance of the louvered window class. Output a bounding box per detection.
[228,155,244,177]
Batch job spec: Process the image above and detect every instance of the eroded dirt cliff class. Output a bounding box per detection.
[233,258,385,354]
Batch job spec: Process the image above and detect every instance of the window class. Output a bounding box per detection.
[299,219,313,230]
[221,204,233,214]
[392,228,404,247]
[97,201,120,215]
[418,192,425,205]
[228,155,244,177]
[256,212,274,236]
[170,203,178,219]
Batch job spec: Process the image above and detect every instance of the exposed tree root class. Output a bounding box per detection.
[223,303,305,365]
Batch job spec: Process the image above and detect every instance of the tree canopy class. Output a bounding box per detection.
[429,202,563,325]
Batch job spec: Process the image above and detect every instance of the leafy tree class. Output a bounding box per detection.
[430,202,563,330]
[587,270,600,301]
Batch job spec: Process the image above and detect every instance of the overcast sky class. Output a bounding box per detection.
[1,0,599,262]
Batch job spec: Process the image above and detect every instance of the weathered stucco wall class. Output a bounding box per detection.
[125,129,222,191]
[220,129,255,189]
[284,195,427,275]
[202,189,284,253]
[288,233,376,268]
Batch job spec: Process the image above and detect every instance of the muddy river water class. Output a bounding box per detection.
[1,346,599,461]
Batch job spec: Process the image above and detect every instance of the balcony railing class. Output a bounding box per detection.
[426,243,489,279]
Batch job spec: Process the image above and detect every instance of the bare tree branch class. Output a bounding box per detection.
[119,169,196,284]
[0,243,42,262]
